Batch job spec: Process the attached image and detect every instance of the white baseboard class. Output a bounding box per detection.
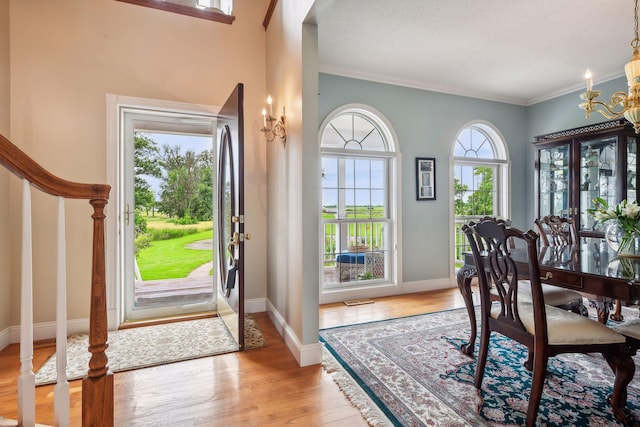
[320,277,456,304]
[266,299,322,367]
[0,327,9,352]
[5,318,90,346]
[245,297,266,314]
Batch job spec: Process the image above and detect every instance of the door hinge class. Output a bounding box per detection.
[239,232,251,242]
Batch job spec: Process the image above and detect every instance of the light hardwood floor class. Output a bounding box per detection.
[0,287,470,426]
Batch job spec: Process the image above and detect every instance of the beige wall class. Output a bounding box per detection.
[7,0,268,325]
[0,0,11,334]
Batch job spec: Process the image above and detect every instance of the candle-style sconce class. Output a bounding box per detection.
[261,95,287,147]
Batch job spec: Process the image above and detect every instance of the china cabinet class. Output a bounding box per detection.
[534,119,638,238]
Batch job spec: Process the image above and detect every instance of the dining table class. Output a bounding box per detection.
[456,238,640,424]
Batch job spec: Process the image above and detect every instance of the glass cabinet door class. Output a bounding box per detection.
[539,144,570,218]
[628,136,638,202]
[579,136,618,232]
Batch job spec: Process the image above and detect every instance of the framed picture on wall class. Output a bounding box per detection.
[416,157,436,201]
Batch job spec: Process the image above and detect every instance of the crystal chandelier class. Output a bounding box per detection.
[579,0,640,133]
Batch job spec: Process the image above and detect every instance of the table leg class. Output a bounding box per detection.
[610,299,624,322]
[588,298,615,324]
[603,351,636,425]
[456,265,477,357]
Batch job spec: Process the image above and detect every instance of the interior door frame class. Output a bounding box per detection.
[106,94,218,328]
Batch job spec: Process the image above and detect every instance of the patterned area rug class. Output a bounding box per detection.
[320,308,640,427]
[35,315,266,386]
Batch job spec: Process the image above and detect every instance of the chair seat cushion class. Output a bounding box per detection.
[491,303,625,345]
[490,281,583,307]
[612,318,640,340]
[336,253,365,264]
[518,280,582,306]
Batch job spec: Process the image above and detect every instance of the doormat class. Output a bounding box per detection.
[34,315,266,386]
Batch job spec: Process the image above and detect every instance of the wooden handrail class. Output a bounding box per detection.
[0,134,110,200]
[0,134,112,426]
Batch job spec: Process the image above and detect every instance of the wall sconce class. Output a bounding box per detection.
[261,95,287,147]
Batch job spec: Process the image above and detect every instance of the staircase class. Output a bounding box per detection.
[0,134,112,427]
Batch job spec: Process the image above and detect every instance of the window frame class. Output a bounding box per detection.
[319,105,399,298]
[114,0,235,24]
[452,122,510,267]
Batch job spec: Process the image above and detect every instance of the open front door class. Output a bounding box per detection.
[217,83,245,349]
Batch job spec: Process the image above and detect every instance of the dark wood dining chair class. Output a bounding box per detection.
[476,216,587,316]
[463,218,632,426]
[533,215,588,317]
[534,215,578,246]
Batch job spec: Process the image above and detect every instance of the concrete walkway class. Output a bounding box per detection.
[188,261,213,278]
[186,239,214,278]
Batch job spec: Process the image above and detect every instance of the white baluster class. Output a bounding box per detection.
[18,179,35,427]
[54,196,70,426]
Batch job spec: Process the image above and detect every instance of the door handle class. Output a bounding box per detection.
[125,203,130,226]
[230,232,251,245]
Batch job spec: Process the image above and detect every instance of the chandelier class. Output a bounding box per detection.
[579,0,640,133]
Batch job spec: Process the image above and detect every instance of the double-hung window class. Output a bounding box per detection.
[320,107,397,291]
[453,123,509,264]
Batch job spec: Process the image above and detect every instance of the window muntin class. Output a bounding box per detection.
[454,163,498,216]
[455,127,496,159]
[322,157,386,220]
[321,113,387,151]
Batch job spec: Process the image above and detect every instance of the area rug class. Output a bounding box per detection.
[320,308,640,427]
[35,315,266,386]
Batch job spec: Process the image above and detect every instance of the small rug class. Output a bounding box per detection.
[35,316,266,386]
[320,308,640,427]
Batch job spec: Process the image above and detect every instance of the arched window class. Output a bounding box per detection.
[320,105,398,297]
[453,122,509,264]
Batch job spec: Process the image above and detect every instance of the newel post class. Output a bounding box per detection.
[82,198,113,427]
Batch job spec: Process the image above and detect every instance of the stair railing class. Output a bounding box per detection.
[0,134,112,427]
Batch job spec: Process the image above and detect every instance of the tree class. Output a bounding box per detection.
[454,167,494,216]
[467,167,494,215]
[454,177,468,215]
[134,134,161,214]
[158,145,213,221]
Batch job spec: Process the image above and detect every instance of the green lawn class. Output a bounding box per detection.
[137,229,213,281]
